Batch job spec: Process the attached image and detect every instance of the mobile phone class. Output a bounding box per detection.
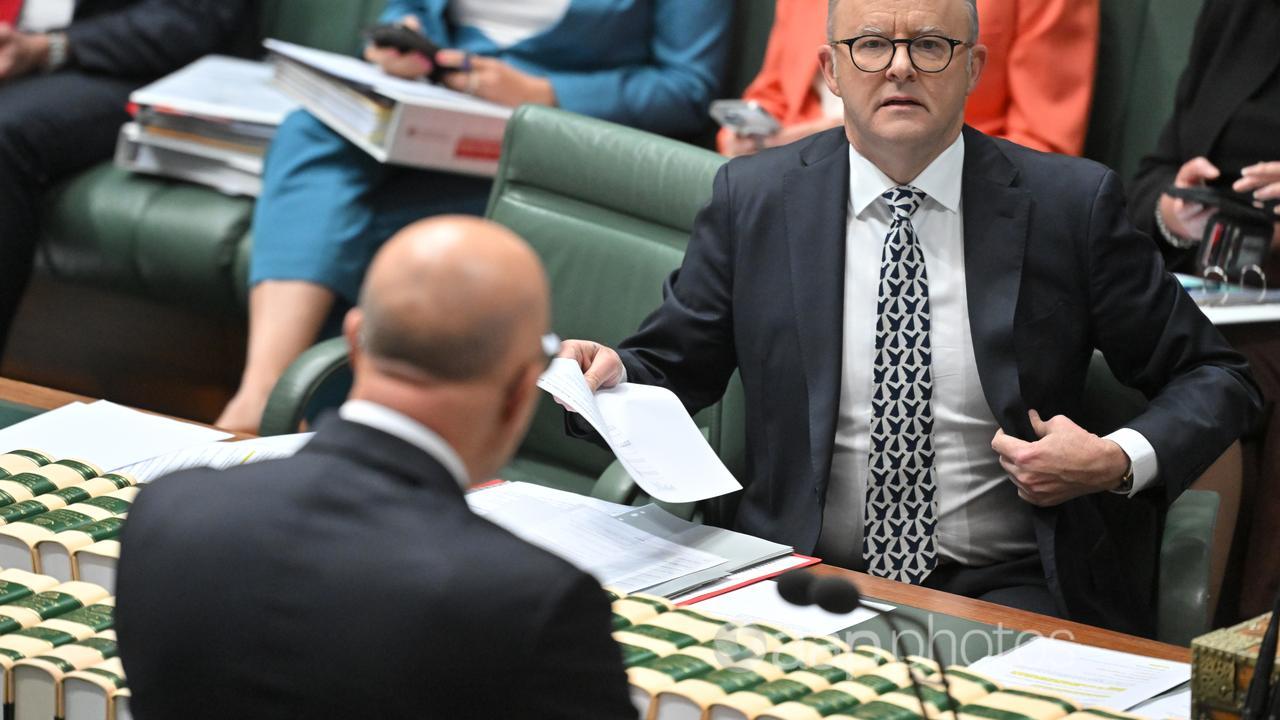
[710,100,781,138]
[363,24,450,82]
[1165,185,1278,226]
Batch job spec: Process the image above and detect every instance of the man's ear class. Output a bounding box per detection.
[818,43,841,96]
[343,308,364,370]
[500,361,543,426]
[966,43,988,95]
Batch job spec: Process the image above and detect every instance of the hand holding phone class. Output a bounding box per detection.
[364,22,449,82]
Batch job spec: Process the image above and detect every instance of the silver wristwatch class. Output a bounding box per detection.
[1154,203,1199,249]
[44,32,70,72]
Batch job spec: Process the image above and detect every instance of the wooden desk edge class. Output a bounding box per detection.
[813,565,1190,663]
[0,377,256,440]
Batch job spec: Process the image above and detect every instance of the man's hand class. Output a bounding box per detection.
[557,340,625,392]
[0,24,50,81]
[722,117,843,158]
[436,49,556,107]
[363,16,434,80]
[1234,161,1280,212]
[990,410,1131,507]
[1159,156,1221,244]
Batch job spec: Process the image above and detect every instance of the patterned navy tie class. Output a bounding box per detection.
[864,185,939,584]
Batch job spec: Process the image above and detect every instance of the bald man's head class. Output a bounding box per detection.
[357,216,550,383]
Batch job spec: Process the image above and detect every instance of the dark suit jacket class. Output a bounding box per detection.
[615,125,1261,636]
[116,416,635,720]
[67,0,252,79]
[1129,0,1280,269]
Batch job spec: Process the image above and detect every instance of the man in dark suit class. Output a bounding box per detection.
[117,217,635,719]
[561,0,1261,636]
[0,0,251,356]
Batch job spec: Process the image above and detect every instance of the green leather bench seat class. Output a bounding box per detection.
[34,0,390,314]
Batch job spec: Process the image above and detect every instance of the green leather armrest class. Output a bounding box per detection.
[1158,488,1219,645]
[259,336,351,436]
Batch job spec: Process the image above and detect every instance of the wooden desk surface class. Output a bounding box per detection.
[0,377,255,440]
[813,564,1191,663]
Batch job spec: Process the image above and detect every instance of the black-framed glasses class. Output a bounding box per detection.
[831,34,970,73]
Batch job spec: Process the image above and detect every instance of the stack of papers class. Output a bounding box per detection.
[467,482,794,597]
[115,55,299,196]
[115,433,314,483]
[264,39,511,176]
[967,637,1191,710]
[0,401,231,471]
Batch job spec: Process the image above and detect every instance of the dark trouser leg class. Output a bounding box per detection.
[0,71,135,356]
[923,553,1063,617]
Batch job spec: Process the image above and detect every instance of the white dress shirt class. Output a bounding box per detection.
[817,135,1158,569]
[339,400,470,489]
[448,0,570,48]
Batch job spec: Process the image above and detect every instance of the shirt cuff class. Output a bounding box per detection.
[1104,428,1159,496]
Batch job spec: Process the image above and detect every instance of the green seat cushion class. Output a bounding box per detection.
[40,164,253,315]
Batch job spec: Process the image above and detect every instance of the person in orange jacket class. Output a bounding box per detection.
[720,0,1097,157]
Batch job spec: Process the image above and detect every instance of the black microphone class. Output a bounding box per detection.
[776,570,956,720]
[777,568,818,606]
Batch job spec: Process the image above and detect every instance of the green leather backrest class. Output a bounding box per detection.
[259,0,389,56]
[1084,0,1205,185]
[486,105,743,482]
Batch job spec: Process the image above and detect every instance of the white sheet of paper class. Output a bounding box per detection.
[967,637,1191,710]
[537,358,742,503]
[131,55,299,125]
[263,39,511,115]
[1132,688,1191,720]
[467,480,633,518]
[478,500,725,593]
[0,401,232,471]
[670,555,818,605]
[690,580,891,636]
[117,433,314,483]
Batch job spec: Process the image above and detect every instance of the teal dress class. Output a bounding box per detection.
[250,0,729,304]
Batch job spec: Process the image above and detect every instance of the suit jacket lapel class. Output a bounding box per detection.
[784,129,851,495]
[961,127,1036,441]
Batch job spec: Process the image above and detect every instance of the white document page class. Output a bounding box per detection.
[967,637,1191,710]
[690,580,892,636]
[467,479,633,518]
[264,39,511,116]
[131,56,299,125]
[1132,688,1191,720]
[537,358,742,503]
[476,499,725,593]
[0,401,232,471]
[117,433,314,483]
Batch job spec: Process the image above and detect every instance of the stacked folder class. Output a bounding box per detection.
[114,55,299,197]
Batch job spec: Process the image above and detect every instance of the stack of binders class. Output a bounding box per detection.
[114,55,299,197]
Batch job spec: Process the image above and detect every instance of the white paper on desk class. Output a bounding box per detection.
[117,433,314,483]
[967,637,1191,710]
[0,400,232,471]
[691,580,892,637]
[467,480,633,518]
[478,501,725,593]
[1132,688,1191,720]
[537,358,742,503]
